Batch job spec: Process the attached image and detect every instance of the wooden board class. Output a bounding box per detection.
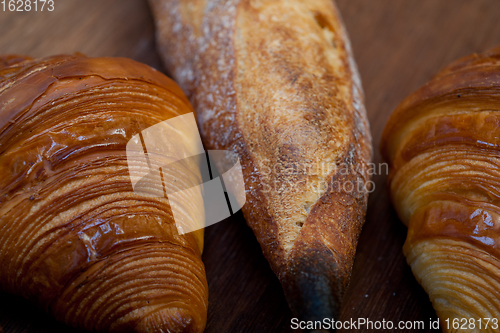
[1,0,500,332]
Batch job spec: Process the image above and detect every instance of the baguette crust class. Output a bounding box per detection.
[149,0,372,322]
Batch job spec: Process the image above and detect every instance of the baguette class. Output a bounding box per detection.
[149,0,372,324]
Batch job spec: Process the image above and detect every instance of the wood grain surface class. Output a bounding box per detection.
[1,1,500,332]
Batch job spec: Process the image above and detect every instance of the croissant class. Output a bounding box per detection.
[148,0,372,324]
[382,47,500,332]
[0,54,208,332]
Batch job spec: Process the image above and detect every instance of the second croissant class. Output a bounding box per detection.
[382,47,500,332]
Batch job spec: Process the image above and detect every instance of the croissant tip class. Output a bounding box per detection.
[134,307,202,333]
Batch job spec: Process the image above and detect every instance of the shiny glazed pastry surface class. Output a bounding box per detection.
[149,0,372,324]
[382,47,500,332]
[0,54,208,333]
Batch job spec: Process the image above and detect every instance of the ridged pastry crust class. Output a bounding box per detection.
[149,0,372,323]
[0,54,208,333]
[382,47,500,332]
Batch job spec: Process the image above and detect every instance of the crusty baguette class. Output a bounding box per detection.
[0,54,208,333]
[149,0,372,323]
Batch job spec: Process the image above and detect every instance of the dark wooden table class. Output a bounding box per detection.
[1,0,500,332]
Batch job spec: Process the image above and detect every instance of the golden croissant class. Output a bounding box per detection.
[149,0,372,323]
[382,47,500,332]
[0,54,208,332]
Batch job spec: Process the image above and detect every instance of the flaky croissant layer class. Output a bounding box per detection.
[382,47,500,332]
[0,55,208,332]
